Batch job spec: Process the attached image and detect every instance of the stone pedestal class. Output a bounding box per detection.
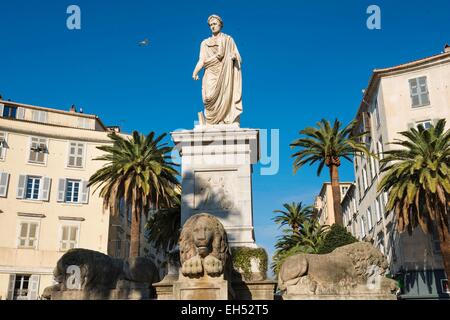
[171,125,259,248]
[282,293,397,300]
[173,274,228,300]
[232,280,277,300]
[50,288,151,300]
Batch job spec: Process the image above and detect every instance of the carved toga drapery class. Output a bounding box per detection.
[199,33,242,125]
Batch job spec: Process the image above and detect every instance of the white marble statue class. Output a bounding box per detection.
[192,15,243,125]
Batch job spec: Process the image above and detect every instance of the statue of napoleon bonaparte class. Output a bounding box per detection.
[192,15,243,125]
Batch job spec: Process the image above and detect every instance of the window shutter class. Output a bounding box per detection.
[40,111,48,123]
[16,107,25,120]
[40,177,51,201]
[0,104,4,117]
[16,175,27,199]
[57,179,66,202]
[32,110,39,122]
[81,181,89,204]
[0,172,10,197]
[7,274,16,300]
[28,275,40,300]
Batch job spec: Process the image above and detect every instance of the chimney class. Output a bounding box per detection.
[107,126,121,133]
[445,44,450,53]
[69,104,77,113]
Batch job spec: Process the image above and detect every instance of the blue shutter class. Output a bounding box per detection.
[0,104,4,117]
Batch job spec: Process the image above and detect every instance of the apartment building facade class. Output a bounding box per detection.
[346,47,450,299]
[314,182,352,226]
[0,100,150,300]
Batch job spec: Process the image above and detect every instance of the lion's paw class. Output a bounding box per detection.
[203,255,223,276]
[181,255,203,276]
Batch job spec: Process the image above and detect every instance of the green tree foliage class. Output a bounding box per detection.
[89,131,180,257]
[378,119,450,278]
[290,119,371,225]
[271,203,330,274]
[317,224,358,254]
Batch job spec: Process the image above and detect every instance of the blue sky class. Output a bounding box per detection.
[1,0,449,265]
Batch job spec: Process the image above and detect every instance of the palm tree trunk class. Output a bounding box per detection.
[130,206,141,257]
[329,164,343,226]
[437,225,450,280]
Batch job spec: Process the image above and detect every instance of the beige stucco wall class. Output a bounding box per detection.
[352,54,450,273]
[0,114,112,299]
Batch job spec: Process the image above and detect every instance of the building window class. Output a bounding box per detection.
[127,206,132,224]
[373,98,381,128]
[57,179,88,204]
[26,176,41,200]
[409,76,430,108]
[68,142,85,168]
[362,166,368,191]
[360,217,366,238]
[416,120,432,130]
[377,138,384,161]
[367,208,373,231]
[60,225,79,251]
[31,110,48,123]
[119,198,126,218]
[0,171,10,197]
[115,238,122,258]
[17,175,51,201]
[377,233,385,254]
[13,275,30,300]
[2,105,17,118]
[65,179,80,203]
[352,198,357,215]
[8,274,40,300]
[357,177,362,201]
[28,137,48,164]
[375,197,382,222]
[18,222,39,248]
[351,218,356,236]
[370,151,376,179]
[77,117,94,130]
[0,131,7,160]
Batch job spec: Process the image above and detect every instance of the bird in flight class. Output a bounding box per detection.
[138,38,150,47]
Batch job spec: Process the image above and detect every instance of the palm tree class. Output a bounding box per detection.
[378,119,450,278]
[272,202,313,233]
[272,218,329,273]
[89,131,180,257]
[290,119,370,225]
[146,193,181,254]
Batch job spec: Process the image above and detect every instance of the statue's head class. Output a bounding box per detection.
[208,14,223,35]
[179,213,229,262]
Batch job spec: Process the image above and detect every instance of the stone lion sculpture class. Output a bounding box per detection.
[179,213,231,277]
[42,248,160,299]
[278,242,398,298]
